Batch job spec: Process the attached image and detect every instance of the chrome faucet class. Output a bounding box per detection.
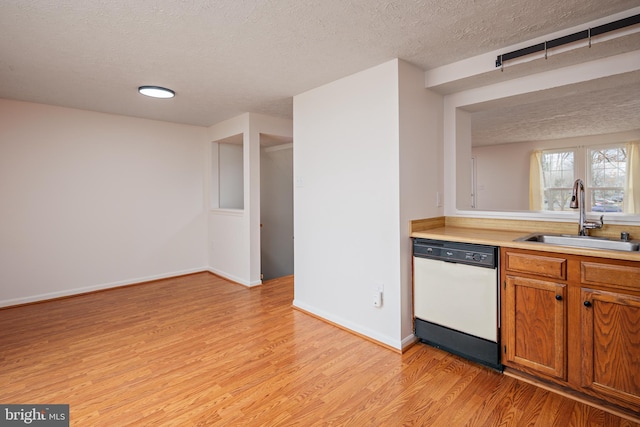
[570,179,603,236]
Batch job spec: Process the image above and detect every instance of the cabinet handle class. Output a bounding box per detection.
[555,295,562,301]
[584,301,592,307]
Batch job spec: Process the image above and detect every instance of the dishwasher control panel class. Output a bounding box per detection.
[413,238,497,268]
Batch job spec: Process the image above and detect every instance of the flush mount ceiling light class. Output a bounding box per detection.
[138,85,175,99]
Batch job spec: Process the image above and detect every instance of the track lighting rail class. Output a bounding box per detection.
[495,13,640,68]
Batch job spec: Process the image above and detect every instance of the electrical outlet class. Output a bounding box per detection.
[436,192,443,207]
[373,290,382,308]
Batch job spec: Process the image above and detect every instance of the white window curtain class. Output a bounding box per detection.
[623,141,640,214]
[529,150,544,210]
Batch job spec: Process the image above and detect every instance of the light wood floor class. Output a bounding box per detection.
[1,272,637,426]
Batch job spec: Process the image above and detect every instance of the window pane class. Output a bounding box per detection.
[541,151,574,211]
[590,147,626,187]
[545,188,573,211]
[588,146,626,212]
[591,189,623,212]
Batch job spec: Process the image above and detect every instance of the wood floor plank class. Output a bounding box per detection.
[517,386,553,426]
[1,272,637,426]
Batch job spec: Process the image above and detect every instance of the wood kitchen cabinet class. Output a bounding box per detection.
[500,248,640,416]
[502,250,567,380]
[580,262,640,410]
[503,275,566,380]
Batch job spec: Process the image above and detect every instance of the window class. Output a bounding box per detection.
[531,142,639,214]
[540,149,575,211]
[587,145,626,213]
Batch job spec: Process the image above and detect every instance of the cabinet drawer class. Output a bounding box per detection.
[504,251,567,280]
[581,262,640,292]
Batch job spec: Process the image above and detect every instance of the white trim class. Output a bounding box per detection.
[449,209,640,225]
[402,334,419,350]
[0,267,208,308]
[207,267,261,287]
[209,208,244,216]
[264,143,293,153]
[292,299,402,350]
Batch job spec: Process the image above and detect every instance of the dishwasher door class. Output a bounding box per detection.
[414,256,498,342]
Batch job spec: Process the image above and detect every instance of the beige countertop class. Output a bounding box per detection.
[410,218,640,262]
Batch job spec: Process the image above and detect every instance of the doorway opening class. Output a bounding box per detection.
[260,134,293,281]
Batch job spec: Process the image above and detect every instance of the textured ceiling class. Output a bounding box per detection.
[470,69,640,146]
[0,0,639,127]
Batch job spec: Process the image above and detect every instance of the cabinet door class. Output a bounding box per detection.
[504,275,566,380]
[581,288,640,410]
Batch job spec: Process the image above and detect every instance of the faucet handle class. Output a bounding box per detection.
[584,215,604,230]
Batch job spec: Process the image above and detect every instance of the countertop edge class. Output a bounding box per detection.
[411,226,640,262]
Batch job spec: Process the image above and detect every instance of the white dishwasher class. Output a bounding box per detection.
[413,238,502,371]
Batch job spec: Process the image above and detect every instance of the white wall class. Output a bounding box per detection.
[0,99,208,306]
[472,142,530,211]
[208,114,252,284]
[293,60,400,348]
[293,59,441,349]
[207,113,292,286]
[398,60,443,341]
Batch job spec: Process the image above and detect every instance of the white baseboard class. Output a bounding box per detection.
[0,267,208,308]
[206,267,262,287]
[402,334,419,350]
[292,299,402,351]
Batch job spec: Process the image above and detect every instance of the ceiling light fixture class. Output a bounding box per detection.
[138,86,175,99]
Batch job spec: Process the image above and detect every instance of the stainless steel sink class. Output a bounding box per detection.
[515,233,640,252]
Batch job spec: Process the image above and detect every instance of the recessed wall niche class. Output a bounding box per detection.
[213,133,244,210]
